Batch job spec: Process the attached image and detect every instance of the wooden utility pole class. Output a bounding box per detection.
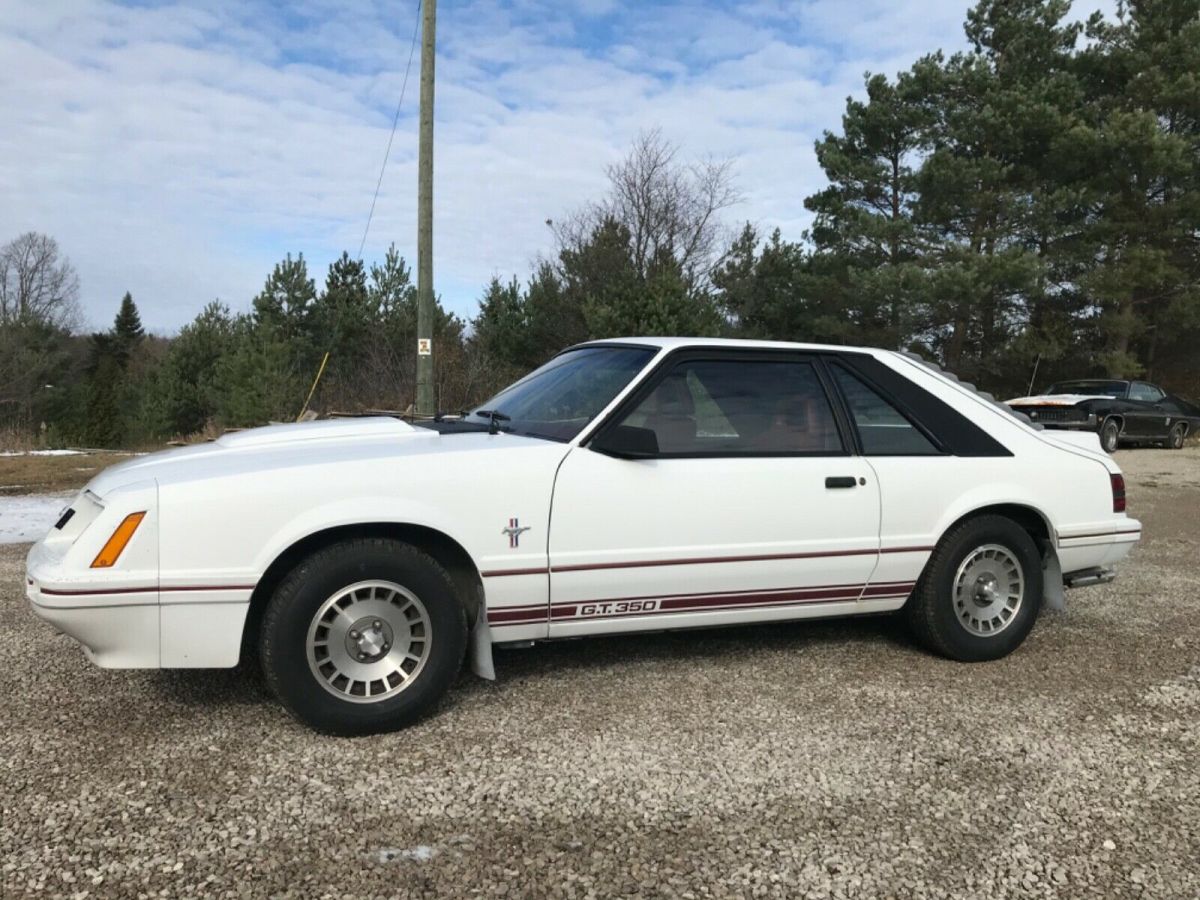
[415,0,436,417]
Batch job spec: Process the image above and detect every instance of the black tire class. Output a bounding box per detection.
[905,515,1043,662]
[1167,423,1186,450]
[1100,418,1120,454]
[260,538,467,735]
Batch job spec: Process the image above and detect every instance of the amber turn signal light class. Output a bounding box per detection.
[90,512,146,568]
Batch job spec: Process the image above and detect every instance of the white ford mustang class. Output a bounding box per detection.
[27,338,1141,734]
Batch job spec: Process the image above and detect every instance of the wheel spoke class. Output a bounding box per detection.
[305,579,433,705]
[951,543,1025,639]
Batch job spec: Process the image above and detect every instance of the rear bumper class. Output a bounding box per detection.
[1056,519,1141,584]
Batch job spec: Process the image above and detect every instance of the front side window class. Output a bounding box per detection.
[466,346,655,441]
[616,358,844,455]
[831,364,940,455]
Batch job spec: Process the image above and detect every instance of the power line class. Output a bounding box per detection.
[297,0,423,422]
[356,0,423,262]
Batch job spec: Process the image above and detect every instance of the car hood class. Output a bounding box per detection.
[85,417,543,499]
[1007,394,1111,407]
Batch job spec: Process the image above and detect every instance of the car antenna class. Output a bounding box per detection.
[1027,353,1041,396]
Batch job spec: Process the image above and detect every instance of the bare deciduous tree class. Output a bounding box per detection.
[551,129,741,292]
[0,232,81,330]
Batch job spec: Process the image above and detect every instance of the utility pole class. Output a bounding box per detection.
[415,0,436,417]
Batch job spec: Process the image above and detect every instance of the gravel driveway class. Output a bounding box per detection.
[2,449,1198,898]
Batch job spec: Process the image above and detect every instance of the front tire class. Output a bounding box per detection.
[260,538,468,735]
[1167,423,1186,450]
[905,515,1043,662]
[1100,418,1120,454]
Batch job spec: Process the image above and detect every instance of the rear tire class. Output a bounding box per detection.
[1167,423,1186,450]
[260,538,467,735]
[1100,418,1120,454]
[905,515,1043,662]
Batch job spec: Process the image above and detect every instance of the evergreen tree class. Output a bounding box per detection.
[805,66,935,349]
[714,224,848,342]
[150,301,236,435]
[561,218,724,338]
[1078,0,1200,378]
[472,276,528,368]
[368,244,417,321]
[253,254,316,347]
[112,292,145,363]
[313,252,370,361]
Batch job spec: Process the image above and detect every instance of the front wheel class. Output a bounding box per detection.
[1167,423,1186,450]
[905,515,1043,662]
[260,538,467,735]
[1100,418,1120,454]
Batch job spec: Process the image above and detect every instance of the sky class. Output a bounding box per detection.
[1,0,1116,334]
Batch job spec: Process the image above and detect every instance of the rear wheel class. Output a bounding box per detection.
[260,538,467,735]
[905,515,1043,662]
[1167,423,1186,450]
[1100,418,1120,453]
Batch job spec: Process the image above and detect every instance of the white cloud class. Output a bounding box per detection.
[0,0,1117,333]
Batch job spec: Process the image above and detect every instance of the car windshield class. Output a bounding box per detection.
[1045,380,1127,398]
[465,345,656,442]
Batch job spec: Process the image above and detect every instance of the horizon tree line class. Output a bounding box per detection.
[1,0,1197,447]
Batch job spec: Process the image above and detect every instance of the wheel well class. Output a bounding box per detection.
[943,504,1052,554]
[240,523,484,665]
[1102,414,1123,431]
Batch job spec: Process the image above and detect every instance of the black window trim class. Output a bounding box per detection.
[831,351,1013,458]
[822,356,949,457]
[586,347,855,459]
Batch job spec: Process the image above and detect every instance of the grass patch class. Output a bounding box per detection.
[0,452,140,495]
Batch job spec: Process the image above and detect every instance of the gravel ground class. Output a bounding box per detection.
[2,449,1198,899]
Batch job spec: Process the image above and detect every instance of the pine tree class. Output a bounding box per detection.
[112,292,144,360]
[1078,0,1200,379]
[805,66,935,350]
[253,254,316,346]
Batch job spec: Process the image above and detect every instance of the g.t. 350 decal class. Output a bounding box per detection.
[576,599,660,617]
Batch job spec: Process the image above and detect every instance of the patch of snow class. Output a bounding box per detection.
[0,493,73,544]
[0,449,85,457]
[370,845,439,864]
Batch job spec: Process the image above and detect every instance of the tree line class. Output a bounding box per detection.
[1,0,1197,447]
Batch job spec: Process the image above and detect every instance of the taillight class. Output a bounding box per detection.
[1111,474,1126,513]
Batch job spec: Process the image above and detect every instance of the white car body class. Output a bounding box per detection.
[27,338,1141,676]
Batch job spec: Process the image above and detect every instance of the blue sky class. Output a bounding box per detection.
[1,0,1115,333]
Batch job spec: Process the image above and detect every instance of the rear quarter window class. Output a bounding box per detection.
[831,364,940,455]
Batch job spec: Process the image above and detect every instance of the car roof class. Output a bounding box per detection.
[1052,378,1130,385]
[577,336,876,354]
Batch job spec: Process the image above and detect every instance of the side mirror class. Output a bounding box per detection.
[591,424,659,459]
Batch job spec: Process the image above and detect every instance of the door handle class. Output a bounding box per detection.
[825,476,858,489]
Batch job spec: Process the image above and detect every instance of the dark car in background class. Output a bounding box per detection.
[1008,379,1200,453]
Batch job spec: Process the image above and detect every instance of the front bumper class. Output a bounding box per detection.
[26,539,161,668]
[28,588,160,668]
[27,538,252,670]
[1039,421,1098,431]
